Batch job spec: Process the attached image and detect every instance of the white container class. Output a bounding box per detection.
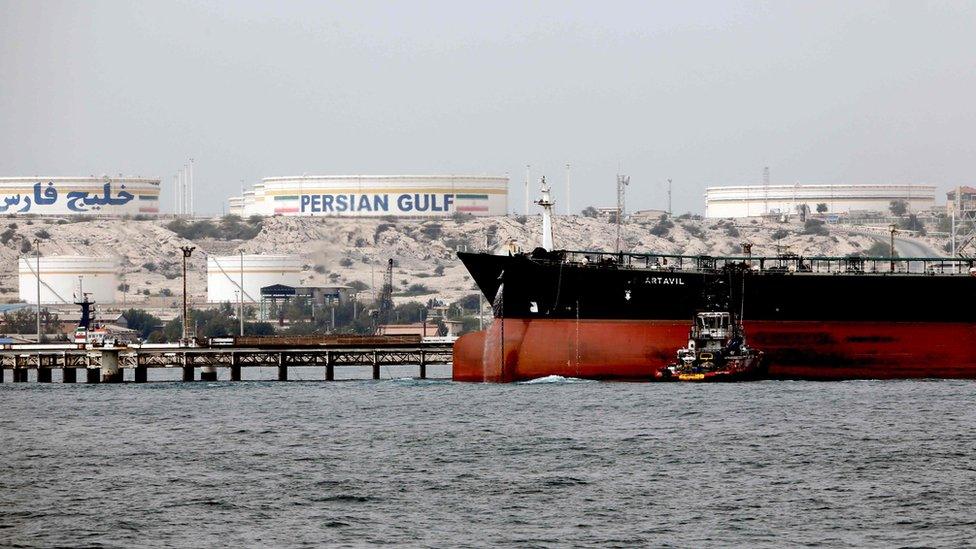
[207,254,302,303]
[19,256,118,304]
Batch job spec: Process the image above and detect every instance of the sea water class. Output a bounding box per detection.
[2,369,974,547]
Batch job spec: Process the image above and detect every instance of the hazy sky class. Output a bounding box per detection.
[1,1,974,215]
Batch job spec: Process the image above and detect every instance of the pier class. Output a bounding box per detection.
[0,340,453,383]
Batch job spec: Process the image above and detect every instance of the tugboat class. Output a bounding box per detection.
[655,265,766,382]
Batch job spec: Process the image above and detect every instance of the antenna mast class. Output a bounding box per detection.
[374,259,395,334]
[615,174,629,253]
[535,176,555,250]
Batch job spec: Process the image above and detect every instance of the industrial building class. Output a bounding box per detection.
[0,176,160,215]
[228,175,508,218]
[259,283,350,322]
[704,184,936,218]
[946,186,976,217]
[206,255,302,303]
[18,256,118,305]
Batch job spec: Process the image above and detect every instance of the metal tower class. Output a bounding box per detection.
[374,258,395,334]
[951,186,976,257]
[615,174,629,253]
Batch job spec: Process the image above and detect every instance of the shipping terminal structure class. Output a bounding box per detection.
[453,181,976,382]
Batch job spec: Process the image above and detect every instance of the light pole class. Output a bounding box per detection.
[238,249,245,336]
[889,224,897,272]
[34,238,40,342]
[180,246,195,343]
[667,178,673,217]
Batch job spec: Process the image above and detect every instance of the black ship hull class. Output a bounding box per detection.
[453,250,976,381]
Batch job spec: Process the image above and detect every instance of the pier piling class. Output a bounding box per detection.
[39,355,54,382]
[100,350,123,383]
[372,351,380,380]
[86,368,99,384]
[181,353,194,382]
[14,355,28,382]
[277,352,287,381]
[62,367,76,383]
[325,351,334,381]
[230,353,241,381]
[134,365,147,383]
[201,364,217,382]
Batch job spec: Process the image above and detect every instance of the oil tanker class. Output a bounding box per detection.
[452,180,976,382]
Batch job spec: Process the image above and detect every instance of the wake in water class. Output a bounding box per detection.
[519,375,594,384]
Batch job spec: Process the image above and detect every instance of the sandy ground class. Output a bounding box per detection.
[0,215,947,308]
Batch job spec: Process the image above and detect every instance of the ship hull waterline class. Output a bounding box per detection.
[452,318,976,382]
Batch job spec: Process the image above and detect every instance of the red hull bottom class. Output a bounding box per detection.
[452,319,976,382]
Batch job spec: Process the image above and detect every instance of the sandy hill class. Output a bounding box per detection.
[0,215,940,307]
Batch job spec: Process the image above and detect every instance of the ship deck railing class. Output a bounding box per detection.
[552,250,976,275]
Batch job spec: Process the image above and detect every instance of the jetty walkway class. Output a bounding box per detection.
[0,337,453,383]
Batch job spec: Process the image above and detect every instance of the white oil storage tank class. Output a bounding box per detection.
[207,254,301,303]
[19,256,118,305]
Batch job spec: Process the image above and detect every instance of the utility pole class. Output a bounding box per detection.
[889,224,897,272]
[34,239,41,342]
[180,246,195,343]
[189,158,194,217]
[565,163,571,216]
[239,249,245,336]
[667,178,673,217]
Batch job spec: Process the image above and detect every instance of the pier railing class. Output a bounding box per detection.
[552,250,975,275]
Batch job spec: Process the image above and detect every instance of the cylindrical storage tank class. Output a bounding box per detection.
[230,175,509,218]
[18,256,119,305]
[207,255,302,303]
[0,176,160,216]
[704,184,937,218]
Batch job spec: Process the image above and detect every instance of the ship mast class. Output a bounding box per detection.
[535,176,555,250]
